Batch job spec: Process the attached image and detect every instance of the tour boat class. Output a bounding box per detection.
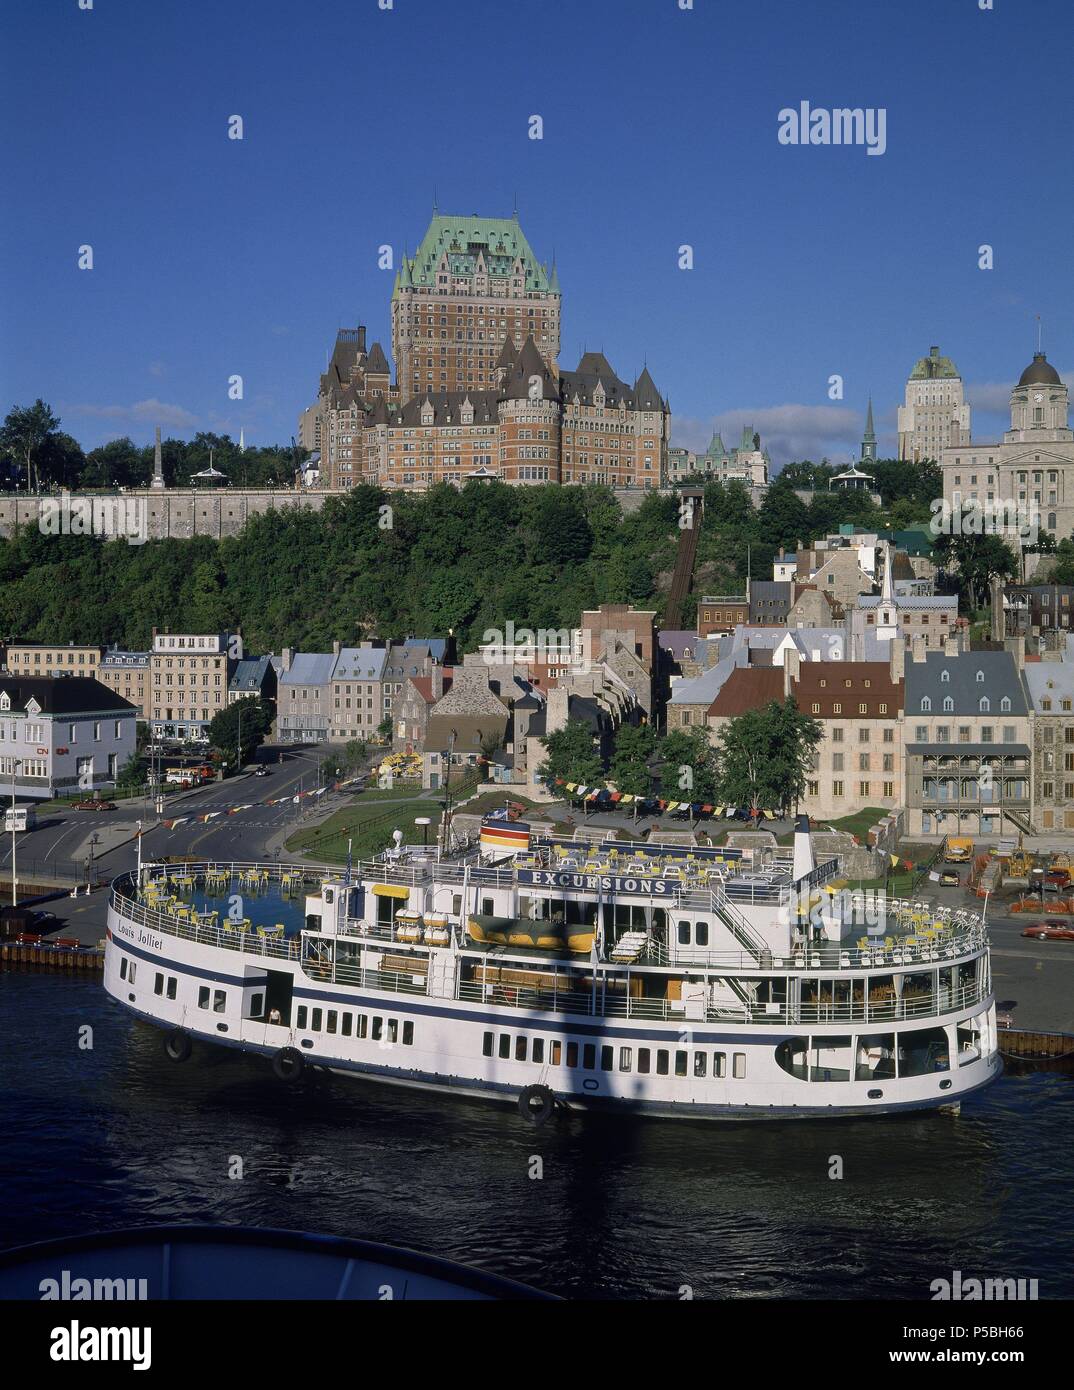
[103,818,1000,1121]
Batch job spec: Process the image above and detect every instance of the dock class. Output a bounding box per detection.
[0,940,104,972]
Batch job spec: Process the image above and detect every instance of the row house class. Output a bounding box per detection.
[98,649,150,721]
[902,645,1032,837]
[2,641,102,677]
[149,630,237,741]
[1023,662,1074,832]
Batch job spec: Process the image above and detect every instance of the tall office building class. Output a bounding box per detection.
[897,345,971,462]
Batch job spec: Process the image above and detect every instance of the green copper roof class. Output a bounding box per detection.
[909,345,960,380]
[395,214,556,295]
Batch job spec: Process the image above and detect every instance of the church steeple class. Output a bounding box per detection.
[861,397,877,463]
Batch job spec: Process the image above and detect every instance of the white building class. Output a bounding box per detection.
[898,345,971,462]
[0,676,137,801]
[940,351,1074,541]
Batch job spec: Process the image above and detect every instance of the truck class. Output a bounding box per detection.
[3,806,37,833]
[945,836,974,863]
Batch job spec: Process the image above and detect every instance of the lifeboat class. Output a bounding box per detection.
[467,916,566,950]
[566,928,596,954]
[423,916,451,947]
[395,911,424,944]
[466,915,512,946]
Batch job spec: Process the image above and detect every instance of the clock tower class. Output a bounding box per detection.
[1005,352,1071,443]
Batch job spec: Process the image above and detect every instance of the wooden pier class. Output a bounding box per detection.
[0,941,104,972]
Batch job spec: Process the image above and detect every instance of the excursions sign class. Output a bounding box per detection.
[517,868,673,896]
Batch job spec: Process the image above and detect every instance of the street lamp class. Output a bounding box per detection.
[10,757,22,908]
[415,816,431,848]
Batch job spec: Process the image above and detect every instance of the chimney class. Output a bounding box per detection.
[332,640,341,656]
[783,645,801,693]
[357,325,367,353]
[943,634,959,657]
[547,687,570,734]
[430,664,444,700]
[889,635,905,682]
[281,647,293,673]
[912,634,927,663]
[1006,634,1025,671]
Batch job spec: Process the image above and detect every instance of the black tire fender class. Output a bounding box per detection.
[272,1046,304,1082]
[518,1083,555,1126]
[163,1030,192,1063]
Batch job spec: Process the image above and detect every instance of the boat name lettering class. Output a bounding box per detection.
[517,869,670,896]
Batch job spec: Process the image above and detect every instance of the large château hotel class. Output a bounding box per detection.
[301,211,669,491]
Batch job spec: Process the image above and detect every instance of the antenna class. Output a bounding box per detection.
[1037,314,1042,353]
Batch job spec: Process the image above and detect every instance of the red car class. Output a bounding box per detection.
[1022,921,1074,942]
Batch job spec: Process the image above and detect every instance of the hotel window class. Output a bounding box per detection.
[833,781,844,797]
[713,1052,727,1077]
[637,1048,651,1074]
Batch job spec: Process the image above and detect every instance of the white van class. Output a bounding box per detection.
[4,806,37,833]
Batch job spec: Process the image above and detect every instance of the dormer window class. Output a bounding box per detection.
[976,670,985,682]
[979,697,990,713]
[940,670,950,683]
[920,697,931,712]
[1000,696,1011,711]
[943,696,954,712]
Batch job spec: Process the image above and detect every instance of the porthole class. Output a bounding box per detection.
[939,1079,952,1090]
[868,1089,883,1099]
[216,1024,228,1033]
[301,1039,314,1049]
[582,1078,599,1092]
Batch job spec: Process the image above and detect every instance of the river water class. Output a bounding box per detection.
[2,972,1071,1300]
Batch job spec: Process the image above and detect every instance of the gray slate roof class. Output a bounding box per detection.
[904,651,1029,715]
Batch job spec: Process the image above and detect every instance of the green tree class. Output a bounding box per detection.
[537,719,604,790]
[933,532,1019,611]
[609,722,658,796]
[1,399,60,491]
[206,698,274,771]
[659,726,719,802]
[715,698,821,816]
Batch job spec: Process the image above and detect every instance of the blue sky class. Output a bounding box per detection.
[2,0,1072,468]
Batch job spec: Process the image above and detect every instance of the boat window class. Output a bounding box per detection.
[498,1034,510,1059]
[297,1006,308,1029]
[713,1051,727,1077]
[402,1022,413,1046]
[675,1050,688,1077]
[900,1025,950,1075]
[387,1019,398,1043]
[533,1039,544,1064]
[129,962,137,985]
[694,1052,707,1077]
[677,921,690,945]
[600,1045,613,1071]
[808,1035,851,1081]
[327,1011,338,1034]
[550,1041,562,1065]
[120,958,127,981]
[342,1014,353,1037]
[452,895,462,915]
[356,1015,368,1039]
[656,1050,669,1075]
[566,1042,578,1068]
[167,978,177,1000]
[250,993,264,1018]
[582,1044,595,1069]
[213,990,226,1014]
[198,985,209,1009]
[154,972,164,995]
[311,1008,322,1031]
[372,1017,383,1041]
[483,1032,494,1057]
[733,1053,746,1079]
[515,1037,528,1061]
[481,898,494,915]
[619,1046,632,1072]
[855,1033,896,1081]
[637,1048,650,1074]
[696,922,709,946]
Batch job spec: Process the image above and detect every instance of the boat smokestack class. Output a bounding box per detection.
[792,812,814,881]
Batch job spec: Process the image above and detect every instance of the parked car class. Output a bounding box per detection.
[72,799,116,811]
[1045,868,1071,888]
[939,869,961,886]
